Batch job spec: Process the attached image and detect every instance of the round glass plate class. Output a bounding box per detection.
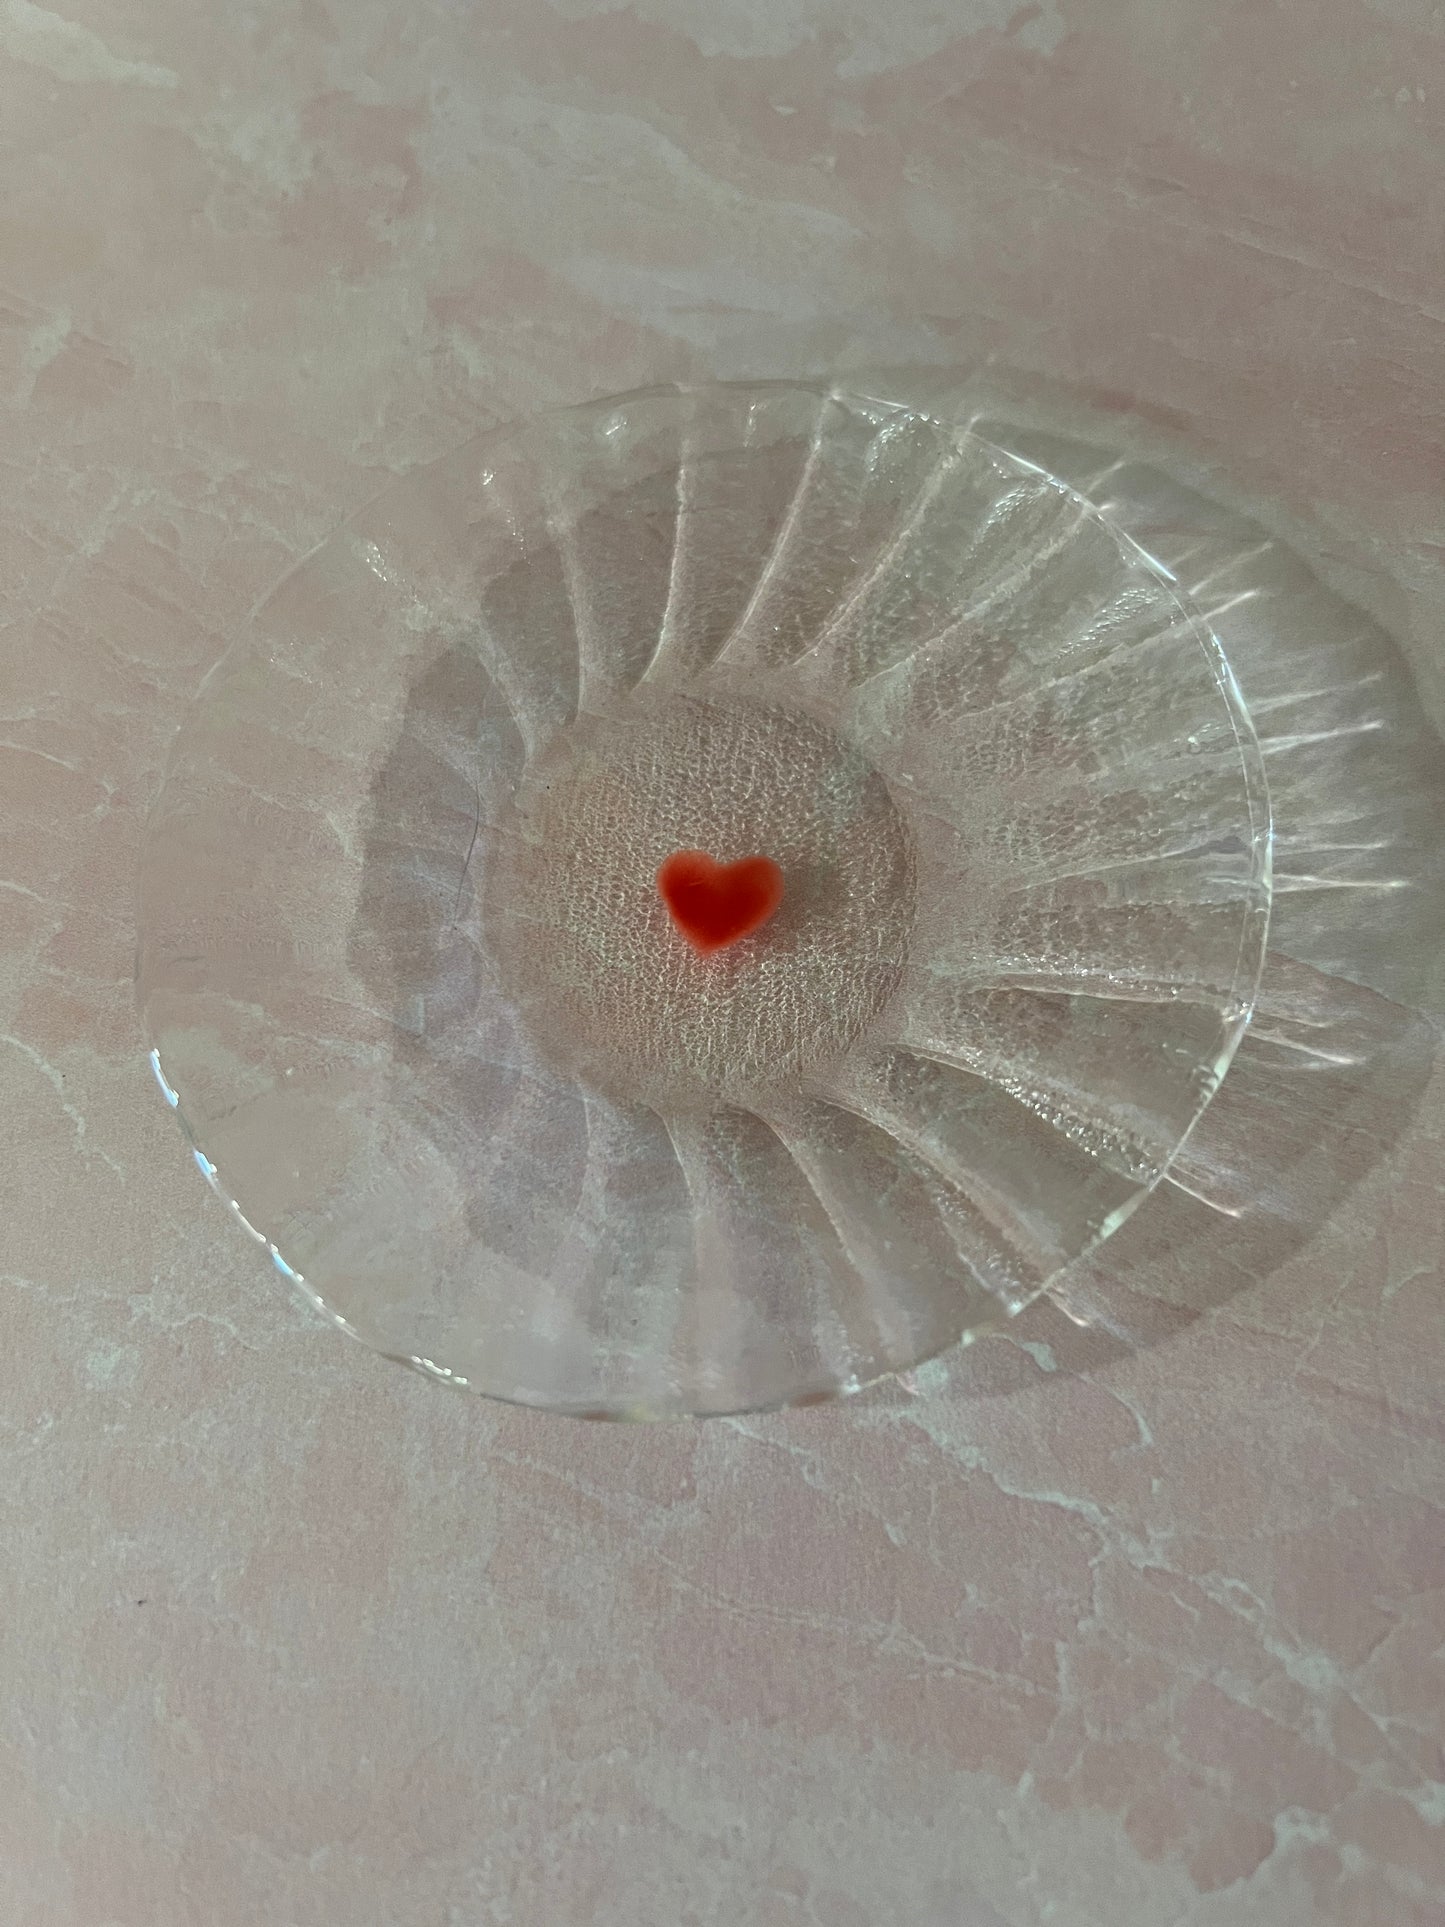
[137,383,1271,1417]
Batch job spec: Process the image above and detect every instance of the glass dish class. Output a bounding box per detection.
[137,383,1271,1416]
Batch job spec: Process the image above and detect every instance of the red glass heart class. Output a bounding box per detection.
[656,849,785,955]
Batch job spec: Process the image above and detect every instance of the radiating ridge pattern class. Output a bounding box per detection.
[137,384,1271,1416]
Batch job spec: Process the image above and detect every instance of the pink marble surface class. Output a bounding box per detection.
[3,3,1444,1922]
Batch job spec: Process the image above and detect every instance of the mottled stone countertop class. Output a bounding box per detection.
[3,4,1443,1923]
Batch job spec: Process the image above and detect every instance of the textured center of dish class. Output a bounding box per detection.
[487,692,914,1110]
